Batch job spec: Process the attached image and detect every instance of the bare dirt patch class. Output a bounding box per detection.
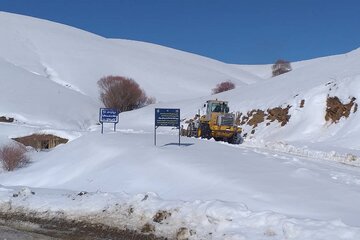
[153,210,172,224]
[267,105,291,127]
[0,212,164,240]
[141,223,156,234]
[300,99,305,108]
[325,96,356,123]
[247,110,265,128]
[238,105,292,130]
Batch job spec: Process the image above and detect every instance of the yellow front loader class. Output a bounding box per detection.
[186,100,242,144]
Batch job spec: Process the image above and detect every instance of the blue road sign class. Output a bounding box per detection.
[154,108,181,146]
[99,108,119,123]
[155,108,180,128]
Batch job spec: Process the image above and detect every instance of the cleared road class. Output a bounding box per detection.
[0,225,57,240]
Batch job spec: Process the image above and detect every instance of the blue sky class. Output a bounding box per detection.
[1,0,360,64]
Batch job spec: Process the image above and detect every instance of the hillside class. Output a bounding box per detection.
[119,48,360,152]
[0,11,261,130]
[231,49,360,150]
[0,12,360,240]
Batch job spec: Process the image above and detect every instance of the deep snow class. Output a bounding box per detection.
[1,11,360,240]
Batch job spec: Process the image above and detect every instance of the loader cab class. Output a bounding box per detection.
[206,100,229,113]
[204,100,229,121]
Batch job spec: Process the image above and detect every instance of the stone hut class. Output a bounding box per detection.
[13,134,68,151]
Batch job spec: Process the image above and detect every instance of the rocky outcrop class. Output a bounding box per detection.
[325,96,356,123]
[267,106,291,127]
[238,105,292,130]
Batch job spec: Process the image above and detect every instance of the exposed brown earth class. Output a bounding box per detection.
[141,223,156,234]
[267,105,291,127]
[153,210,172,224]
[238,105,292,132]
[325,96,357,123]
[0,212,166,240]
[300,99,305,108]
[237,94,357,138]
[247,110,265,128]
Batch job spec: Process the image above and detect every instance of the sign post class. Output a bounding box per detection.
[154,108,180,146]
[99,108,119,134]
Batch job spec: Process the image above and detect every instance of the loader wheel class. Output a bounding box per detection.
[198,123,212,139]
[229,133,243,144]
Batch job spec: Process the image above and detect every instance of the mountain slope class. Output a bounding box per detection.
[2,10,359,149]
[118,46,360,150]
[0,11,260,99]
[0,11,263,129]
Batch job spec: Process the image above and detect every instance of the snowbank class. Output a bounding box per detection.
[1,186,359,240]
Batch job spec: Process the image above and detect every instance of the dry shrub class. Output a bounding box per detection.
[98,76,155,112]
[212,80,235,94]
[272,59,292,77]
[0,142,29,171]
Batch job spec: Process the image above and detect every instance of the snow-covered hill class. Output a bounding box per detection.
[231,49,360,149]
[0,11,261,129]
[1,12,360,240]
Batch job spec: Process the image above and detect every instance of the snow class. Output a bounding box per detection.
[1,184,360,240]
[0,11,360,239]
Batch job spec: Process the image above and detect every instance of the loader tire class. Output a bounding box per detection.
[199,123,212,139]
[229,133,243,144]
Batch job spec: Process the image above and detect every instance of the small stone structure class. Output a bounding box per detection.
[0,116,14,123]
[12,134,68,151]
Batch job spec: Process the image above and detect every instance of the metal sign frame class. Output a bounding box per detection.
[154,108,180,146]
[99,108,119,134]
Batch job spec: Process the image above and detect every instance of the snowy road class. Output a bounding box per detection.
[0,224,153,240]
[2,131,360,225]
[1,131,360,239]
[0,225,55,240]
